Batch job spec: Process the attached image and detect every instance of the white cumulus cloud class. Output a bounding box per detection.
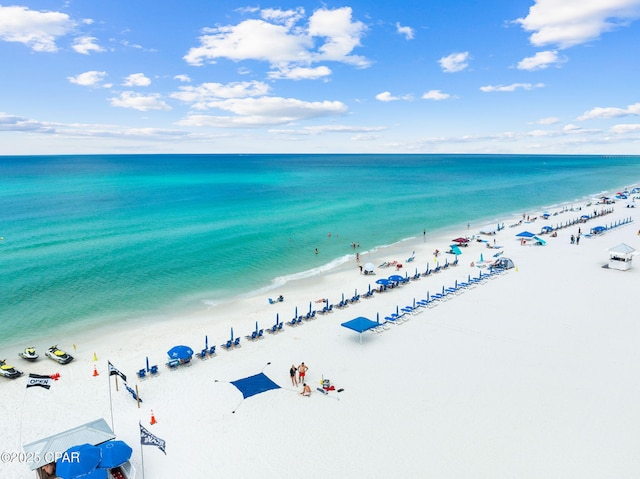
[177,97,347,128]
[422,90,452,101]
[0,5,75,52]
[268,65,332,80]
[578,102,640,120]
[438,52,470,73]
[171,81,271,110]
[123,73,152,87]
[72,36,104,55]
[184,7,369,74]
[517,50,566,70]
[68,70,108,87]
[110,92,171,111]
[396,23,414,40]
[515,0,640,49]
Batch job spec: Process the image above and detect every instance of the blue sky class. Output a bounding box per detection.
[1,0,639,154]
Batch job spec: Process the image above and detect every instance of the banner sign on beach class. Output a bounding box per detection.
[26,373,53,389]
[108,361,127,382]
[140,423,166,455]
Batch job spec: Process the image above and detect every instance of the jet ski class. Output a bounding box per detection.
[0,359,24,379]
[19,346,39,361]
[45,345,74,365]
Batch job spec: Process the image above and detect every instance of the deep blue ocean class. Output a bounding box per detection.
[1,154,639,345]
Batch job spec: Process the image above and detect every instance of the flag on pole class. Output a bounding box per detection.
[125,384,142,402]
[140,423,166,454]
[108,361,127,382]
[26,373,53,389]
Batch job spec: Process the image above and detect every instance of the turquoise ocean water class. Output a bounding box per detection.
[1,154,639,345]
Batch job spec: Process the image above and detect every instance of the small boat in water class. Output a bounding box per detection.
[45,345,74,365]
[19,346,39,361]
[0,359,24,379]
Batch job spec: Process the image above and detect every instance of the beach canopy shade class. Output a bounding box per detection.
[541,225,553,233]
[515,231,536,238]
[341,316,379,343]
[608,243,636,255]
[167,345,193,360]
[452,237,469,243]
[97,440,133,469]
[591,226,606,234]
[231,372,281,399]
[375,278,390,286]
[449,245,462,255]
[363,262,375,273]
[56,443,101,479]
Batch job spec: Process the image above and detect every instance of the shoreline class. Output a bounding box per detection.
[3,180,636,354]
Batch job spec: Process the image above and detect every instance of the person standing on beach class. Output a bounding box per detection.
[298,362,308,384]
[290,364,298,386]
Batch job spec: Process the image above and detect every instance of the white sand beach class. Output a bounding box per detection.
[2,192,640,478]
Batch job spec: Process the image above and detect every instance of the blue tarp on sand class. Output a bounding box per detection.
[231,373,281,399]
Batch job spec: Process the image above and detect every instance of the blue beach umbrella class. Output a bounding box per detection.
[98,440,133,469]
[276,313,279,325]
[230,327,234,341]
[376,312,380,324]
[205,335,208,350]
[309,301,312,314]
[145,356,149,372]
[325,298,329,309]
[167,345,194,360]
[56,443,101,479]
[255,321,259,333]
[368,284,371,294]
[295,306,298,318]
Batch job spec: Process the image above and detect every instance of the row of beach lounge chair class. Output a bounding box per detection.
[153,264,503,374]
[370,269,507,333]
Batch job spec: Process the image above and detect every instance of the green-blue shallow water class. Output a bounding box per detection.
[1,154,639,345]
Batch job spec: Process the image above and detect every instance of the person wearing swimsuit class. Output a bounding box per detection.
[298,362,308,384]
[290,365,298,386]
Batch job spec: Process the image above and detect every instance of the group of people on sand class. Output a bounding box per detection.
[290,362,311,396]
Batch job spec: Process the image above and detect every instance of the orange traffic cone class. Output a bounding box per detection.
[150,410,157,425]
[93,365,99,377]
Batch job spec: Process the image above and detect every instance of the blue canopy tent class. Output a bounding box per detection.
[516,231,536,238]
[341,316,379,344]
